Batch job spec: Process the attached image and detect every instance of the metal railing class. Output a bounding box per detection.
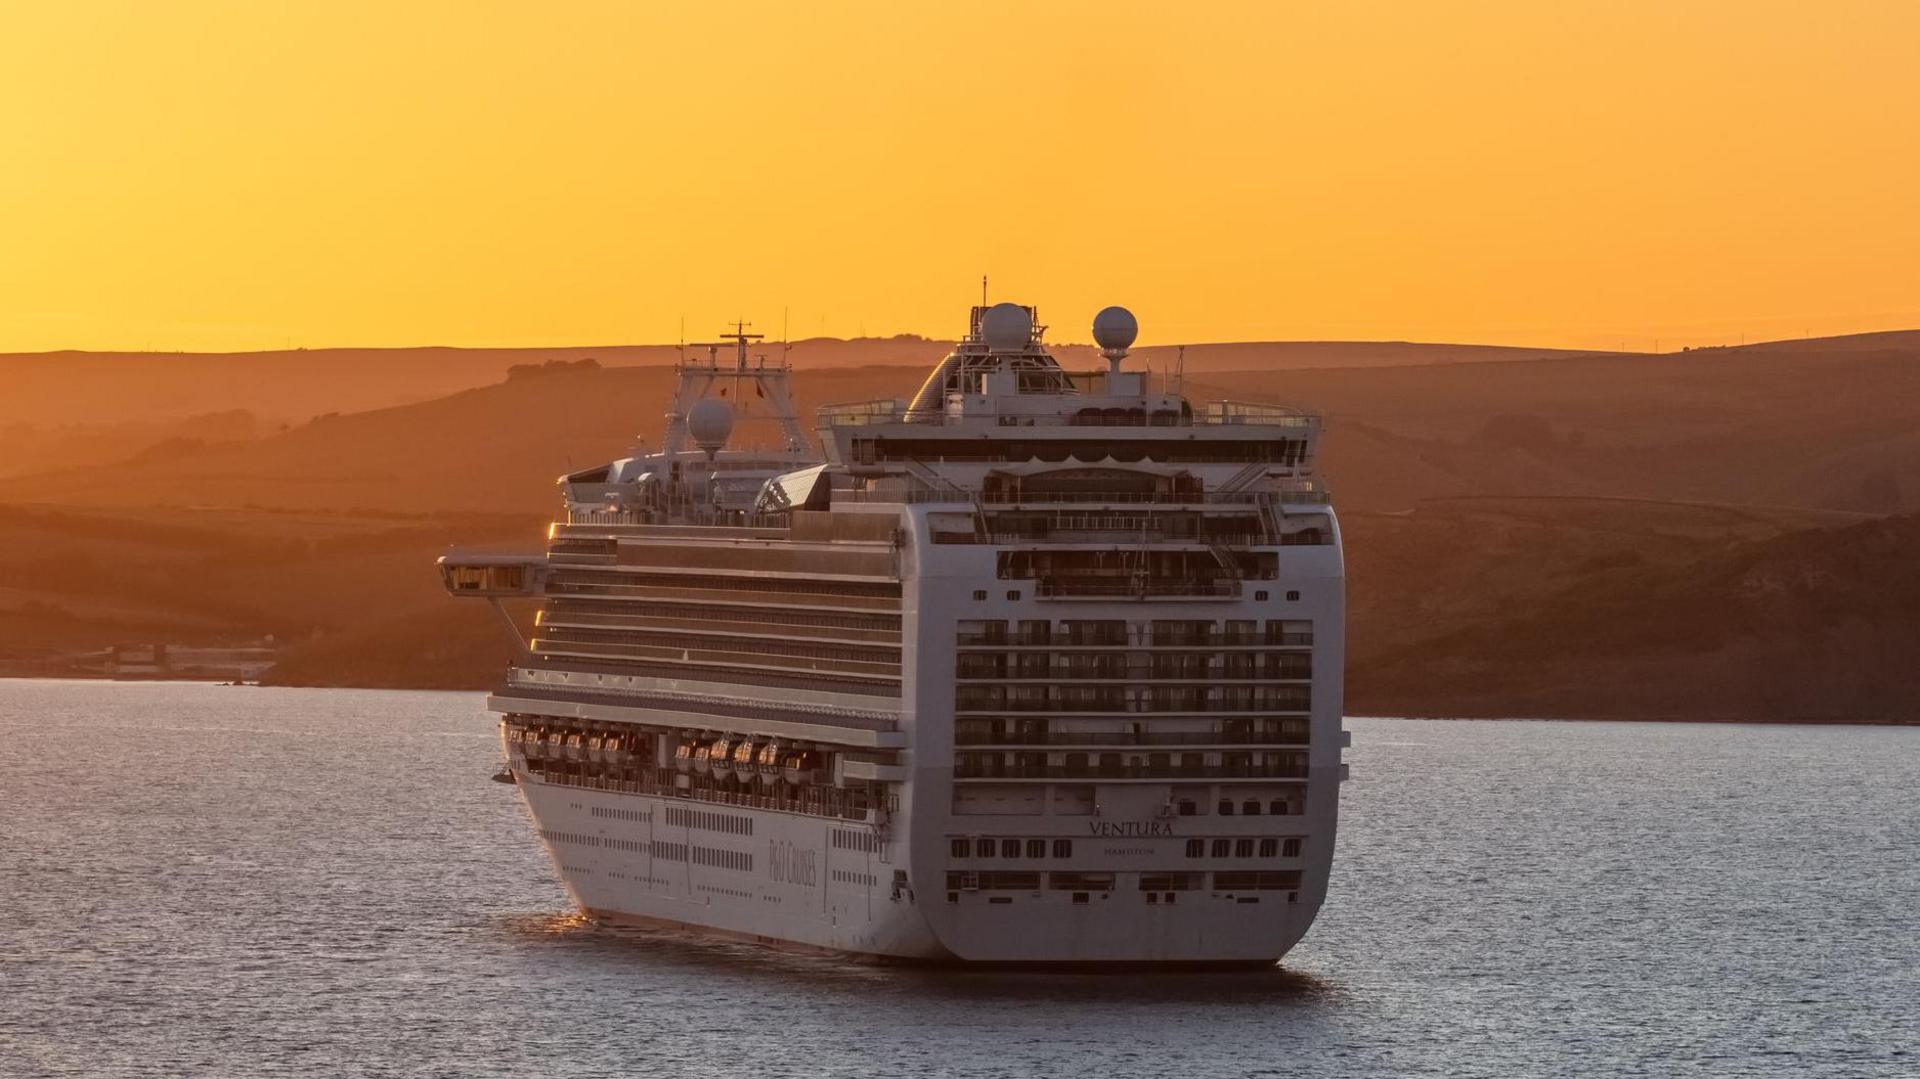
[816,398,1320,430]
[953,730,1309,747]
[1033,578,1243,599]
[523,762,892,821]
[954,631,1314,647]
[953,760,1309,781]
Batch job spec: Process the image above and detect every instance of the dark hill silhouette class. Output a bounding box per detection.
[5,328,1918,516]
[4,327,1917,719]
[0,336,1599,480]
[1352,505,1920,722]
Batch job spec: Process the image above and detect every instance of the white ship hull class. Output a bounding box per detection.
[513,763,1336,965]
[513,766,944,960]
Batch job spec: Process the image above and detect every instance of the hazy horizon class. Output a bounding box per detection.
[6,2,1920,354]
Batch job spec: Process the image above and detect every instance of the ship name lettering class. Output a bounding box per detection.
[767,839,818,887]
[1086,821,1174,838]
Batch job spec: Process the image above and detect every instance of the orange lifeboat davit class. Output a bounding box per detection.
[705,738,731,779]
[755,742,782,784]
[729,740,758,783]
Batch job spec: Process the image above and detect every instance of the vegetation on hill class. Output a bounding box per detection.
[2,331,1916,722]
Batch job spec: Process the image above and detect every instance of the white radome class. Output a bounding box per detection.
[1093,306,1138,353]
[686,398,735,455]
[981,302,1032,352]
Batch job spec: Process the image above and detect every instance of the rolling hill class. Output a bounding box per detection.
[2,328,1915,721]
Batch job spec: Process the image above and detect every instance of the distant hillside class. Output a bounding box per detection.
[0,338,947,429]
[7,327,1915,516]
[0,335,1605,479]
[0,336,1601,423]
[4,327,1918,721]
[0,364,921,515]
[1351,506,1920,723]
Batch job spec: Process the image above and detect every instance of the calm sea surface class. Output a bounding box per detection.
[1,680,1913,1078]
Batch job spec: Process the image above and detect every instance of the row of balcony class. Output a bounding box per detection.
[953,722,1309,747]
[956,689,1312,714]
[955,629,1312,648]
[954,753,1309,782]
[956,657,1310,681]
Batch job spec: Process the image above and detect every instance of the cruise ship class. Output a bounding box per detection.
[440,301,1347,965]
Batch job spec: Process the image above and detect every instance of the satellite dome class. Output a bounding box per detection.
[981,303,1032,352]
[1093,306,1138,354]
[686,398,735,456]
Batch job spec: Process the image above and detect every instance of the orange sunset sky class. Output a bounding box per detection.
[3,1,1917,353]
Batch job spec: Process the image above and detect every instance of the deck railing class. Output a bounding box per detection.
[521,762,894,822]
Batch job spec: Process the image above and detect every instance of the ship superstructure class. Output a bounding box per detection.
[441,302,1347,964]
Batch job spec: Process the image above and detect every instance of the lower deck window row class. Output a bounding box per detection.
[541,830,752,871]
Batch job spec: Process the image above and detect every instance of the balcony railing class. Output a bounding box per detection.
[953,630,1313,647]
[953,760,1309,781]
[815,398,1320,430]
[833,487,1332,506]
[953,730,1308,747]
[954,666,1312,682]
[1033,578,1243,599]
[521,763,894,821]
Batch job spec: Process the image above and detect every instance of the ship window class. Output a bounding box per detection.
[951,838,970,858]
[1259,838,1278,857]
[1177,799,1197,816]
[1185,839,1203,858]
[1269,798,1289,815]
[1026,839,1046,859]
[1072,892,1090,905]
[1218,800,1234,816]
[973,590,988,601]
[1243,799,1261,815]
[1287,590,1300,601]
[1235,839,1255,858]
[1210,839,1231,858]
[1255,590,1268,601]
[1006,590,1021,601]
[1052,839,1072,858]
[1283,838,1302,857]
[976,841,994,860]
[1001,839,1020,859]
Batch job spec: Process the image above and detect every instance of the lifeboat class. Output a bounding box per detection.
[585,732,606,763]
[702,738,730,778]
[507,727,531,759]
[673,740,697,774]
[782,749,822,786]
[564,732,586,763]
[755,742,782,784]
[601,732,626,765]
[721,740,749,783]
